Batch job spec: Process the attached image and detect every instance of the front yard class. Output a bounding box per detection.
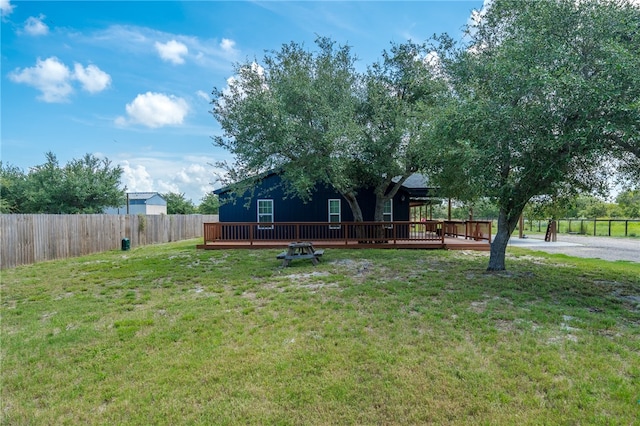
[1,240,639,424]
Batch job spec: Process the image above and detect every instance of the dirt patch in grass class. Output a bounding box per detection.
[456,250,490,259]
[330,258,376,279]
[594,280,640,312]
[296,282,340,292]
[282,271,331,281]
[611,290,640,311]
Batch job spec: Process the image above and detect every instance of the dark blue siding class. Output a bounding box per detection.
[218,173,411,223]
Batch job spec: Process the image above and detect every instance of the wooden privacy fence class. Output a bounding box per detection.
[0,214,218,269]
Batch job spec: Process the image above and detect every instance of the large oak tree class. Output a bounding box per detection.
[212,38,442,223]
[424,0,640,270]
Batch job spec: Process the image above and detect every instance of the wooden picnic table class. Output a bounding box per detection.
[276,242,324,267]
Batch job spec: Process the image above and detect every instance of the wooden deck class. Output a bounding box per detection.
[197,238,489,251]
[196,221,491,251]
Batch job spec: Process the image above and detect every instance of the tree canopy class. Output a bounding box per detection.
[616,189,640,218]
[212,37,443,222]
[1,152,125,214]
[198,192,220,215]
[212,37,359,209]
[162,192,197,215]
[424,0,640,270]
[356,42,446,220]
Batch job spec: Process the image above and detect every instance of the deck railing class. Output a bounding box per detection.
[202,220,492,246]
[442,220,493,241]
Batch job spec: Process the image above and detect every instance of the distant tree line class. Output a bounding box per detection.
[434,190,640,221]
[162,192,219,215]
[0,152,220,215]
[0,152,125,214]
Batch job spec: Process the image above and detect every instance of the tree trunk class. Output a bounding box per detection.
[342,191,363,222]
[371,196,388,242]
[373,195,385,222]
[341,190,368,241]
[487,208,521,271]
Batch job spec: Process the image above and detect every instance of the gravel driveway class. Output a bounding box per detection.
[507,234,640,263]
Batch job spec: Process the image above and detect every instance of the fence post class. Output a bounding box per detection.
[518,215,524,239]
[345,223,349,246]
[593,220,597,236]
[488,221,492,243]
[609,220,612,236]
[625,220,628,237]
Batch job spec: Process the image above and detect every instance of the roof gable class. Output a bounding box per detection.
[215,170,434,197]
[127,192,164,201]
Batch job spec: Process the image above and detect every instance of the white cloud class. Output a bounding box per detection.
[218,62,266,108]
[73,63,111,93]
[160,162,219,201]
[0,0,14,17]
[24,14,49,36]
[9,57,73,102]
[118,156,221,202]
[157,180,181,194]
[424,50,440,68]
[116,92,189,128]
[467,0,493,35]
[154,39,189,64]
[225,62,265,91]
[196,90,210,101]
[91,25,238,70]
[120,161,154,192]
[8,57,111,102]
[220,38,237,54]
[423,50,445,79]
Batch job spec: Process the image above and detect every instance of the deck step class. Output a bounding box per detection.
[445,244,490,251]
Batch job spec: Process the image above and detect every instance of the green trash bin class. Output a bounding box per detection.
[121,238,130,251]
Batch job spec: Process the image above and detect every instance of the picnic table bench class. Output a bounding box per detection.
[277,242,324,267]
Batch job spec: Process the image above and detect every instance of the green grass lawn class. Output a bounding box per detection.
[2,240,639,425]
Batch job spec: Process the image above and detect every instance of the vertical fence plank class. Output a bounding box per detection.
[0,215,13,269]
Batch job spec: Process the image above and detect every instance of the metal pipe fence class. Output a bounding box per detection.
[522,219,640,237]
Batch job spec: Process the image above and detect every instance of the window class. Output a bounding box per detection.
[328,199,341,229]
[257,199,273,229]
[383,199,393,228]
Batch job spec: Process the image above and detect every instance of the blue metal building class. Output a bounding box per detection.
[104,192,167,215]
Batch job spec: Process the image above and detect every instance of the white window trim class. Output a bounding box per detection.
[257,199,274,229]
[328,199,341,229]
[383,199,393,228]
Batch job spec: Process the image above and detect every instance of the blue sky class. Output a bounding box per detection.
[1,0,484,203]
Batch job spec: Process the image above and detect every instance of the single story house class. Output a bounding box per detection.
[214,171,439,225]
[104,192,167,215]
[200,172,492,249]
